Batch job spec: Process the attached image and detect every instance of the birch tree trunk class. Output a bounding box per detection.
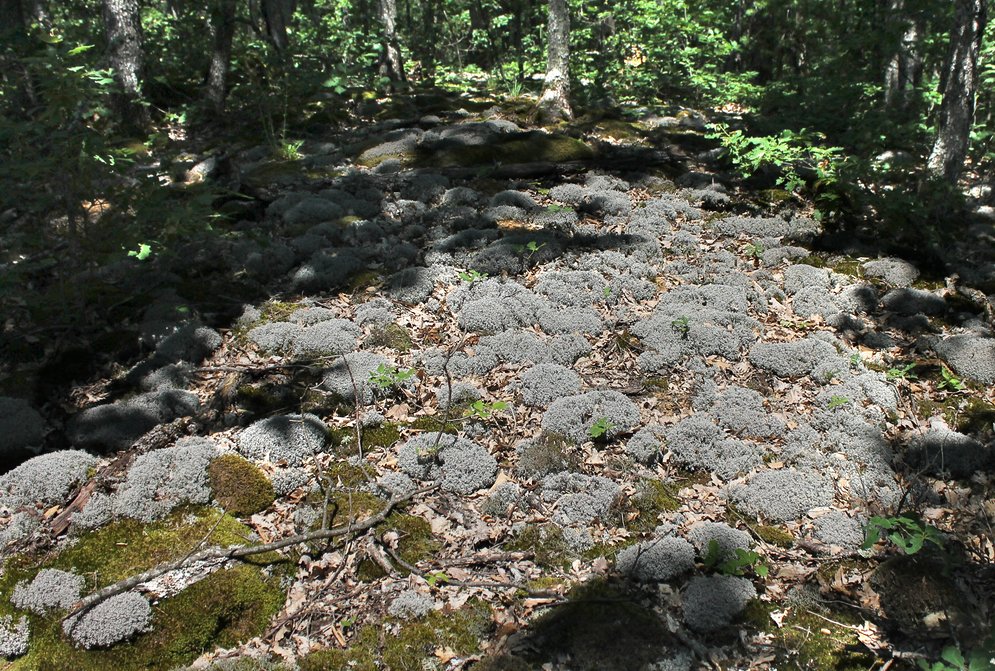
[102,0,151,130]
[536,0,572,124]
[205,0,237,113]
[377,0,406,90]
[927,0,986,183]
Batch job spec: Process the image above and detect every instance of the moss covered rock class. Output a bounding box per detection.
[0,508,286,670]
[426,133,594,168]
[209,454,276,517]
[299,600,491,671]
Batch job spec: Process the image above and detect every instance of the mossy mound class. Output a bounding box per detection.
[626,479,681,534]
[355,513,441,581]
[8,566,284,671]
[742,600,876,670]
[504,523,570,569]
[209,454,276,517]
[0,507,286,670]
[916,395,995,434]
[508,578,676,671]
[424,133,595,168]
[364,323,413,351]
[299,600,491,671]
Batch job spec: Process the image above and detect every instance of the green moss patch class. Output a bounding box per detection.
[1,508,286,671]
[299,599,492,671]
[504,524,570,569]
[356,513,441,581]
[364,323,413,351]
[10,565,284,671]
[209,455,276,517]
[626,479,681,534]
[916,395,995,434]
[742,600,875,670]
[50,507,274,589]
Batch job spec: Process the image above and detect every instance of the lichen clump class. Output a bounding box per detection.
[63,591,153,649]
[209,454,276,516]
[238,413,328,466]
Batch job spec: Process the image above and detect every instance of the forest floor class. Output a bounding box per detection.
[1,90,995,671]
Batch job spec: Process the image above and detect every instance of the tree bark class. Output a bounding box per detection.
[928,0,986,183]
[536,0,572,124]
[883,0,922,111]
[377,0,406,90]
[102,0,151,130]
[261,0,296,51]
[205,0,237,113]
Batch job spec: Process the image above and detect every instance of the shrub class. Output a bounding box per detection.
[209,455,276,517]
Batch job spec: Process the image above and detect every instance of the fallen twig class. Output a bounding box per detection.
[64,485,437,623]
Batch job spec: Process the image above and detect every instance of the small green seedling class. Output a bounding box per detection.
[588,417,616,439]
[464,399,509,421]
[703,540,769,577]
[545,204,575,214]
[368,364,416,390]
[279,139,305,161]
[886,362,918,381]
[127,242,153,260]
[671,316,691,339]
[937,366,965,391]
[862,515,945,555]
[744,242,764,265]
[849,353,861,368]
[602,285,613,300]
[458,269,487,283]
[425,571,450,587]
[827,395,850,410]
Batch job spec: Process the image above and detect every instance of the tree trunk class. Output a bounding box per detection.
[420,0,437,82]
[883,0,922,111]
[377,0,406,90]
[928,0,986,183]
[205,0,236,114]
[102,0,151,130]
[261,0,296,51]
[536,0,572,124]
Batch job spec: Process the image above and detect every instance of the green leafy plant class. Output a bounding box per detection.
[671,316,691,339]
[827,395,850,410]
[588,417,616,440]
[127,242,153,260]
[917,644,992,671]
[368,364,416,390]
[886,363,918,381]
[425,571,450,588]
[702,540,769,578]
[862,515,945,555]
[464,400,509,421]
[516,240,546,257]
[707,123,844,194]
[458,269,488,283]
[937,366,966,391]
[602,285,613,300]
[278,139,305,161]
[743,241,764,264]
